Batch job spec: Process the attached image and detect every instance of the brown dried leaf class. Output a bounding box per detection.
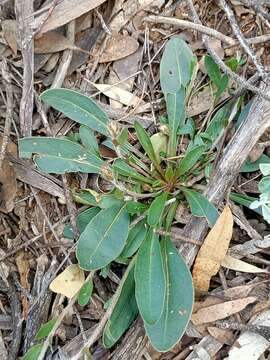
[192,297,257,325]
[2,20,18,55]
[33,0,107,34]
[192,206,233,293]
[207,326,234,345]
[15,252,30,319]
[99,34,139,63]
[221,255,268,273]
[0,138,17,213]
[34,31,75,54]
[187,85,229,117]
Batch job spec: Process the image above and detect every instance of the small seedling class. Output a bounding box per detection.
[19,38,229,352]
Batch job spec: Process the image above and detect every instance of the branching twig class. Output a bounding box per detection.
[144,15,270,46]
[186,0,270,101]
[219,0,265,75]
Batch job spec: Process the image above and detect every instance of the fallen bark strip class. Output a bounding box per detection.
[15,0,34,137]
[112,81,270,359]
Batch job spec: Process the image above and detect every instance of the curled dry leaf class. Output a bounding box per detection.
[99,35,139,63]
[49,264,85,298]
[192,296,257,325]
[192,205,233,293]
[15,252,30,319]
[221,255,268,274]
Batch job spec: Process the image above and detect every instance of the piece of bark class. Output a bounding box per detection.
[23,255,58,353]
[8,155,65,200]
[15,0,34,136]
[111,318,147,360]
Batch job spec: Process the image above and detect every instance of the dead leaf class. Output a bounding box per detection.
[192,206,233,292]
[228,310,270,360]
[187,85,229,117]
[33,0,107,34]
[91,82,148,112]
[2,20,18,55]
[207,326,234,345]
[192,297,257,325]
[221,255,268,273]
[99,35,139,63]
[34,31,76,54]
[0,138,17,213]
[15,252,30,319]
[49,264,85,298]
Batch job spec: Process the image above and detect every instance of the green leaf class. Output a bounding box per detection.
[126,201,147,215]
[240,154,270,173]
[160,38,195,93]
[113,159,153,184]
[72,189,99,206]
[35,317,58,340]
[120,220,147,258]
[259,176,270,193]
[215,74,228,99]
[204,55,221,87]
[22,344,43,360]
[145,237,194,352]
[76,204,130,270]
[19,137,103,174]
[134,121,161,171]
[41,88,108,136]
[103,265,138,348]
[79,125,99,155]
[230,192,262,216]
[166,88,186,156]
[63,207,100,239]
[116,127,129,145]
[260,163,270,176]
[205,103,230,146]
[135,229,166,325]
[182,188,218,226]
[147,193,167,227]
[150,132,168,164]
[78,280,93,307]
[178,145,205,176]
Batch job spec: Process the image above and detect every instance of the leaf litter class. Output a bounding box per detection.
[1,0,270,358]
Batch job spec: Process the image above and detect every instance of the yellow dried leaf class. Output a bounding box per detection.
[221,255,268,274]
[192,205,233,292]
[192,296,257,325]
[49,264,85,298]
